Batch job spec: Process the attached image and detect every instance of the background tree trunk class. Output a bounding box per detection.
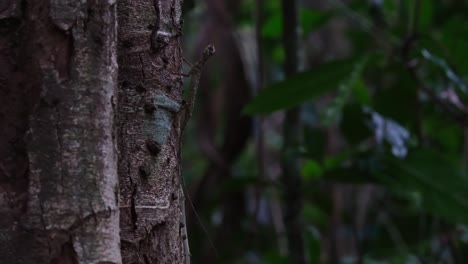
[0,1,120,263]
[117,0,186,263]
[280,0,307,263]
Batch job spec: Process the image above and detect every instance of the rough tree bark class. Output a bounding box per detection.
[0,1,120,263]
[117,0,186,263]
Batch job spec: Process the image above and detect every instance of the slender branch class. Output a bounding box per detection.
[402,35,468,127]
[406,61,467,126]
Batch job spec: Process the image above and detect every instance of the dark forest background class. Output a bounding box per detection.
[179,0,468,263]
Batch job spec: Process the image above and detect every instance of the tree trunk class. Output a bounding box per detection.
[117,0,186,263]
[0,1,120,263]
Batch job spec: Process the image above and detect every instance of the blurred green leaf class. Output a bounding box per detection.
[418,0,434,32]
[439,16,468,75]
[304,204,328,228]
[320,150,380,184]
[324,150,354,171]
[244,57,363,114]
[303,126,326,161]
[300,9,334,34]
[423,113,462,155]
[304,227,321,263]
[373,68,417,126]
[339,104,373,145]
[262,8,333,38]
[322,56,369,124]
[362,212,434,259]
[273,44,285,63]
[262,252,288,264]
[323,166,376,184]
[380,150,468,225]
[301,160,323,180]
[382,0,397,24]
[352,77,371,105]
[262,12,282,38]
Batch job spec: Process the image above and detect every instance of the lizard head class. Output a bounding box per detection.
[202,44,216,59]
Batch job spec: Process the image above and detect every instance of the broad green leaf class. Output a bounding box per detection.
[301,9,334,34]
[244,57,362,114]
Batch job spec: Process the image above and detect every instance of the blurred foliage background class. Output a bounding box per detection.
[180,0,468,263]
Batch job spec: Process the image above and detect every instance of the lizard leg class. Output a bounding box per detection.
[172,72,191,77]
[182,57,193,68]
